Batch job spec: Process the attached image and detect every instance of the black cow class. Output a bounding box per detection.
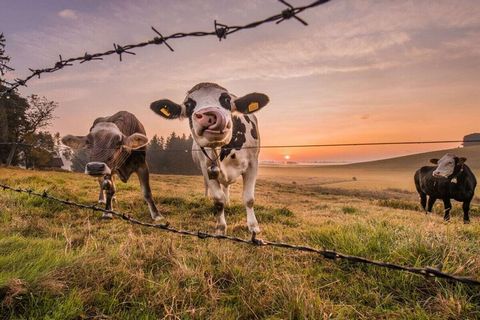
[414,153,476,223]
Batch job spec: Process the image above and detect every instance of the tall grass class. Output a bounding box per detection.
[0,167,479,319]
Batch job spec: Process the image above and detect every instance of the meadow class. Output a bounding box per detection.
[1,149,480,319]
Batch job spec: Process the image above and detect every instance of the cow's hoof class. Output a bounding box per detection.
[248,224,261,234]
[215,224,227,235]
[101,212,113,219]
[464,220,471,224]
[152,214,165,223]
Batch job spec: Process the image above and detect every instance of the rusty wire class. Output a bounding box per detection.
[0,182,479,287]
[0,0,331,96]
[2,138,480,154]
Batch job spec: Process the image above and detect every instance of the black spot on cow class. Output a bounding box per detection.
[219,92,232,110]
[220,117,246,161]
[250,120,258,140]
[185,98,196,117]
[244,115,251,123]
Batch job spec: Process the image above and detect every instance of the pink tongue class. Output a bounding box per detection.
[207,112,227,132]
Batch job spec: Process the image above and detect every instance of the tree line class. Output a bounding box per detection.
[146,132,200,175]
[69,132,200,175]
[0,34,62,168]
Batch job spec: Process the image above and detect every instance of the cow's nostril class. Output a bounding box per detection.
[195,114,203,119]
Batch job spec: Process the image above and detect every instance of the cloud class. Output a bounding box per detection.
[3,0,480,163]
[58,9,78,20]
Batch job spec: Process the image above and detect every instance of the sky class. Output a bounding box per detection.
[1,0,480,162]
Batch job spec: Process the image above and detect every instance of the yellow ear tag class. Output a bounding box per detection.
[160,106,171,117]
[248,102,259,112]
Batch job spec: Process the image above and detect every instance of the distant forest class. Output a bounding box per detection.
[146,132,200,175]
[70,132,201,175]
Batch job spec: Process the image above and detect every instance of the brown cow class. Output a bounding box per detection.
[62,111,162,221]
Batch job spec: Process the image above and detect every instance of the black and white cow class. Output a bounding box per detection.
[62,111,162,221]
[414,153,477,223]
[150,83,269,235]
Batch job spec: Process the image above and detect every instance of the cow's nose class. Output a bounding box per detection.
[194,107,228,132]
[85,162,111,176]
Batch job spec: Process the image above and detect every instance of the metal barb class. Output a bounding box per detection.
[214,20,229,41]
[277,0,309,25]
[80,52,103,64]
[151,27,174,52]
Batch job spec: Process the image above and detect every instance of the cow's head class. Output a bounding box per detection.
[61,122,148,176]
[150,82,269,148]
[431,153,467,178]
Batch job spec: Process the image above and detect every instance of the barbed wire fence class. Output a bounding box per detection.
[1,0,480,289]
[2,138,480,153]
[0,0,330,96]
[0,182,479,287]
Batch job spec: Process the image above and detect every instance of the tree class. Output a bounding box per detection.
[0,34,59,167]
[21,131,55,168]
[0,33,14,78]
[0,86,29,164]
[146,131,200,175]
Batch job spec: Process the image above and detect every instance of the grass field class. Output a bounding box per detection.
[259,145,480,192]
[1,157,480,319]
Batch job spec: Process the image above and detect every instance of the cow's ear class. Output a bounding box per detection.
[61,135,87,149]
[430,158,439,164]
[124,133,148,150]
[459,157,467,164]
[150,99,183,119]
[233,93,269,114]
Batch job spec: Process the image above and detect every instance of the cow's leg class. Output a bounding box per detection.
[242,165,260,234]
[222,184,230,206]
[443,198,452,221]
[102,175,115,219]
[136,163,163,221]
[97,177,106,204]
[212,183,226,235]
[203,173,227,234]
[463,199,472,224]
[419,192,427,213]
[203,175,210,198]
[427,196,436,213]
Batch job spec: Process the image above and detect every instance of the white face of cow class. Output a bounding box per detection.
[150,82,269,148]
[431,153,467,178]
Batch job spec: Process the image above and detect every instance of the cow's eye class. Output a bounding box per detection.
[219,93,231,110]
[184,98,196,117]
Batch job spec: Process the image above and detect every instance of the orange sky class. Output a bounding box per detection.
[2,0,480,162]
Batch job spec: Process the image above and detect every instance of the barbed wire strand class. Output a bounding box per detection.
[0,0,331,96]
[0,182,479,287]
[1,138,479,154]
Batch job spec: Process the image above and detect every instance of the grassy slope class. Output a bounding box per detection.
[259,145,480,191]
[0,167,480,319]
